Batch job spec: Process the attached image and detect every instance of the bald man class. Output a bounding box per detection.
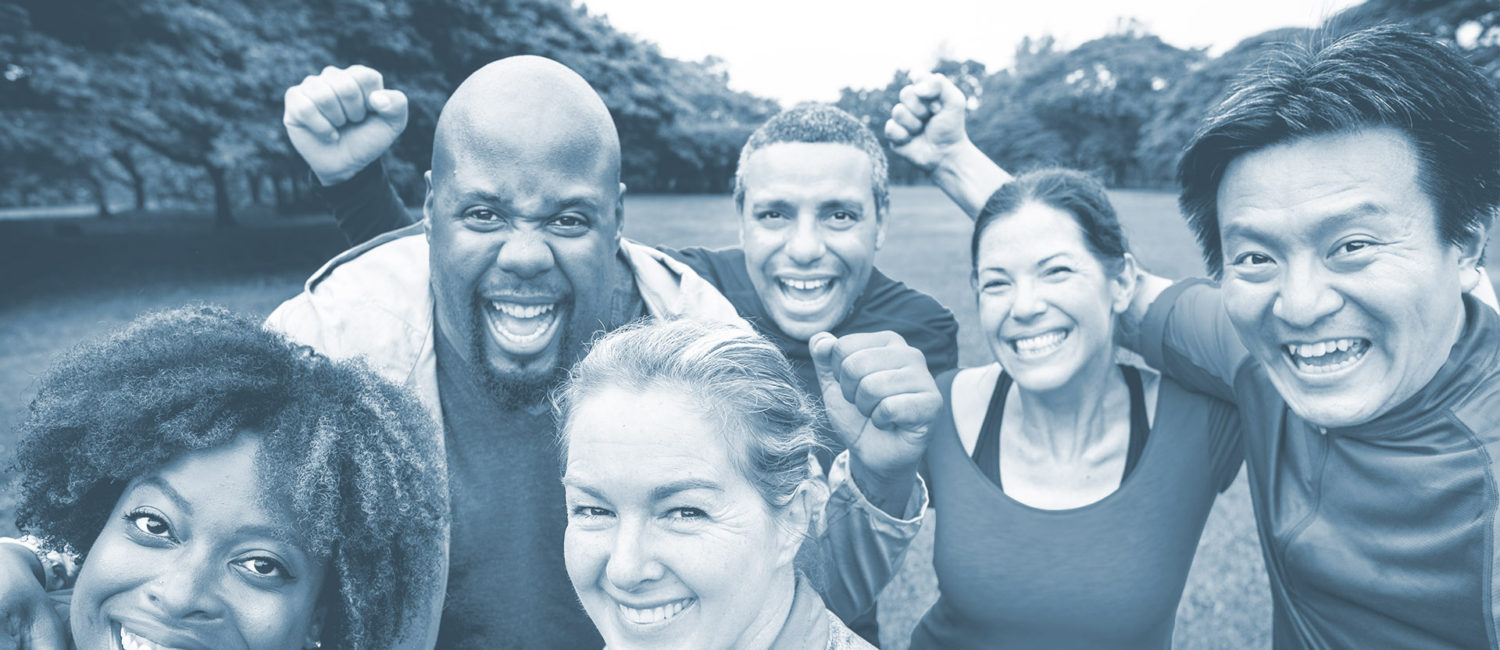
[263,57,749,649]
[260,58,925,649]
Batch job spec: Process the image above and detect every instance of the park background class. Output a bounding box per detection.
[3,0,1500,647]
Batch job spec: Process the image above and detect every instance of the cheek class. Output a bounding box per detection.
[825,233,876,274]
[1222,281,1274,331]
[563,528,610,587]
[739,225,783,267]
[72,531,143,605]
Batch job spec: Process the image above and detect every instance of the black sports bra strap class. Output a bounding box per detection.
[970,371,1012,491]
[1121,365,1150,479]
[970,366,1151,494]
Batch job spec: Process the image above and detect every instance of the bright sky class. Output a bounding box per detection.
[580,0,1365,106]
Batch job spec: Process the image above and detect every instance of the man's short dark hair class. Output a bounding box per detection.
[1178,24,1500,277]
[733,103,891,219]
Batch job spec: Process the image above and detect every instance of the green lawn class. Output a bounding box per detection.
[4,187,1491,648]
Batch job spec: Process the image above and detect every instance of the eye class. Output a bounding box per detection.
[666,507,706,520]
[464,208,503,224]
[232,556,291,581]
[755,210,787,222]
[551,214,589,230]
[1232,252,1273,266]
[1044,265,1074,277]
[1336,240,1373,255]
[979,278,1011,292]
[125,509,173,540]
[570,505,614,519]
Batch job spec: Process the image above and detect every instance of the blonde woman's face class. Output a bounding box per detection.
[562,387,800,650]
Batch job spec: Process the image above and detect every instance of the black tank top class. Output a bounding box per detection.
[970,365,1149,491]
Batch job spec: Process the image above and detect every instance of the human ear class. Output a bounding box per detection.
[422,170,434,240]
[1112,253,1140,314]
[1455,218,1489,292]
[775,477,828,567]
[614,182,628,239]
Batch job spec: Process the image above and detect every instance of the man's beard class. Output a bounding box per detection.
[469,301,582,410]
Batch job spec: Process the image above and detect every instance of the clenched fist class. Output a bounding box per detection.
[283,65,408,186]
[811,330,940,514]
[884,73,971,173]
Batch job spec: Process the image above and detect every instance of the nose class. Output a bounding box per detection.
[604,520,665,591]
[1272,258,1342,329]
[1010,279,1047,320]
[784,215,825,265]
[144,552,224,622]
[495,228,556,279]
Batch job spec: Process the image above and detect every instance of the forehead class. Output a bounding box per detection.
[435,128,618,203]
[563,386,744,488]
[130,435,289,531]
[977,202,1092,268]
[742,142,875,204]
[1217,128,1436,240]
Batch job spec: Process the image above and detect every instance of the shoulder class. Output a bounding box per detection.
[266,225,434,376]
[303,223,430,294]
[823,610,878,650]
[861,269,955,325]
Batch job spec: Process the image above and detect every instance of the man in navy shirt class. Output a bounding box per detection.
[290,73,956,643]
[294,70,960,466]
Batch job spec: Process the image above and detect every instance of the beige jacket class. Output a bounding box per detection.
[264,225,747,649]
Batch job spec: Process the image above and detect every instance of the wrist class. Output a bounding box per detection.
[849,455,918,516]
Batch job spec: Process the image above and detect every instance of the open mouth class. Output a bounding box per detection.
[484,300,561,355]
[617,597,696,627]
[777,277,836,307]
[1009,329,1069,360]
[115,623,187,650]
[1283,338,1370,375]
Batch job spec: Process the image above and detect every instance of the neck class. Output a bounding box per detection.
[1011,352,1128,460]
[731,567,799,650]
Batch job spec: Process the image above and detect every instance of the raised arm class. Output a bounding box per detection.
[283,65,416,245]
[886,75,1172,334]
[884,74,1010,220]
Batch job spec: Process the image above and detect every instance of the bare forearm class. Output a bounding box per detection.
[929,140,1013,221]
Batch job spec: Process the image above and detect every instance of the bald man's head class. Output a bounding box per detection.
[432,55,621,182]
[422,55,629,407]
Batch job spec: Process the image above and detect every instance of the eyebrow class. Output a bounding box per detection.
[560,478,606,501]
[1036,253,1072,268]
[650,479,723,501]
[452,192,602,216]
[135,476,192,515]
[1223,202,1388,241]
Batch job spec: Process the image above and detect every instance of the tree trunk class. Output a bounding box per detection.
[207,165,235,228]
[89,173,112,219]
[273,172,288,213]
[247,171,264,205]
[112,148,147,211]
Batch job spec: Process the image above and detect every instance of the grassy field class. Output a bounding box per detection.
[4,187,1490,647]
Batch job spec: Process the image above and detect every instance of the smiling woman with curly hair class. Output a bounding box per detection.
[5,305,448,650]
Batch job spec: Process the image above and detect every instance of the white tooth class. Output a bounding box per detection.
[1336,339,1351,352]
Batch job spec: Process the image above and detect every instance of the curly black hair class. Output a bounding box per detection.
[12,305,448,650]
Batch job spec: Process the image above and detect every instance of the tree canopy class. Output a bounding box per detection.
[0,0,776,221]
[5,0,1498,222]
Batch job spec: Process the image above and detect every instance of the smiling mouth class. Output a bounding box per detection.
[777,277,836,306]
[1283,338,1370,375]
[485,300,561,352]
[116,624,187,650]
[617,598,696,627]
[1009,329,1069,360]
